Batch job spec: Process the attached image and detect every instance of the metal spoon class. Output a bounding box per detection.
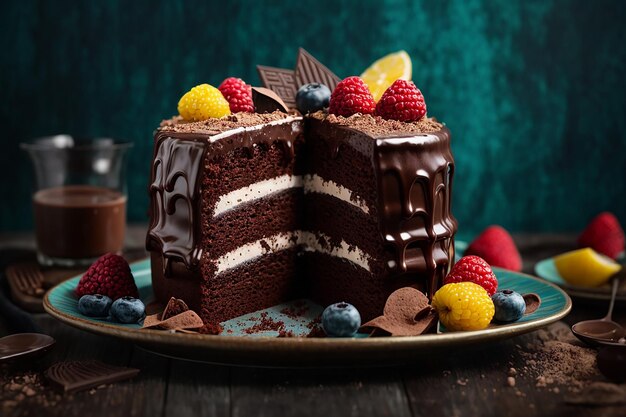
[572,277,626,346]
[0,333,56,363]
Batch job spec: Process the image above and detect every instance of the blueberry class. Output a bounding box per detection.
[321,302,361,337]
[492,290,526,322]
[110,296,145,324]
[296,83,331,114]
[77,294,112,317]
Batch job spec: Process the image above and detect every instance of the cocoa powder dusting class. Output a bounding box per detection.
[159,111,295,135]
[526,340,598,390]
[308,111,444,137]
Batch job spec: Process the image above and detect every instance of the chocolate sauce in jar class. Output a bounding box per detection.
[33,185,126,259]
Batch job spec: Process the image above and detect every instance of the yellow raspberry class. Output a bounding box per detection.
[432,282,495,331]
[177,84,231,121]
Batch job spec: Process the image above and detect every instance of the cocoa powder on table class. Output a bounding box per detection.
[507,322,626,404]
[1,367,63,413]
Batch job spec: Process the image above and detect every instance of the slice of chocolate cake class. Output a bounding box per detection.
[302,112,456,321]
[147,112,307,322]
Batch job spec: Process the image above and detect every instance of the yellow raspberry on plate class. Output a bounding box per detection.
[432,282,495,331]
[177,84,231,121]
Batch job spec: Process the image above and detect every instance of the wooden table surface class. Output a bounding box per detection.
[1,226,625,417]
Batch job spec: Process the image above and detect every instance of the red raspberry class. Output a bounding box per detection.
[218,77,254,113]
[76,253,139,300]
[375,79,427,122]
[328,76,376,117]
[444,255,498,296]
[465,225,522,271]
[578,212,625,259]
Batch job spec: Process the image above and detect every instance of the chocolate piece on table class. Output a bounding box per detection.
[295,48,341,91]
[252,87,290,113]
[256,65,297,109]
[45,360,139,394]
[361,287,438,336]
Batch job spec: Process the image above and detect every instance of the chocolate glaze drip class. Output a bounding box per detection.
[146,118,303,278]
[307,117,457,299]
[374,128,457,299]
[146,137,206,275]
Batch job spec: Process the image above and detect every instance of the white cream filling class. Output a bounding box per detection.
[213,175,303,217]
[213,175,370,216]
[214,231,371,275]
[302,174,369,214]
[297,230,371,271]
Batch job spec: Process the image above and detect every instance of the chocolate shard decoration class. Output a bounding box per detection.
[252,87,290,113]
[45,360,139,394]
[161,297,189,320]
[257,65,297,109]
[142,310,204,331]
[295,48,341,91]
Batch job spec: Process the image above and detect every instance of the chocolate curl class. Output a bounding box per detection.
[142,310,204,331]
[361,287,438,336]
[252,87,290,113]
[523,293,542,315]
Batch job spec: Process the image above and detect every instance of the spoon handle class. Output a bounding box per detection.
[605,277,620,321]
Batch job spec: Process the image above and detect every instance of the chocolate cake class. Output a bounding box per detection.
[147,110,456,323]
[147,50,457,325]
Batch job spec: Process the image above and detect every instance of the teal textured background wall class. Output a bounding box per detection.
[2,0,625,235]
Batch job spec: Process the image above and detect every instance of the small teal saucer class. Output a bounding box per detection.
[535,257,626,301]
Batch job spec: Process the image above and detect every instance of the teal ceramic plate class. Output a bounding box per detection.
[44,259,571,367]
[535,257,626,301]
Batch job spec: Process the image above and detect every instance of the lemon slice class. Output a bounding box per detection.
[554,248,622,287]
[360,51,412,102]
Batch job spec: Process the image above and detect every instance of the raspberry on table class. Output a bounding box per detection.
[178,83,231,121]
[375,79,427,122]
[328,76,376,117]
[76,253,139,300]
[432,282,495,331]
[444,255,499,296]
[218,77,254,113]
[578,212,625,259]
